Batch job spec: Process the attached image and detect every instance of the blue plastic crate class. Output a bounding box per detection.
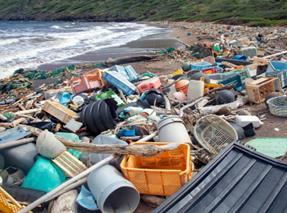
[125,65,138,82]
[103,71,137,96]
[266,61,287,88]
[219,74,244,91]
[191,61,212,71]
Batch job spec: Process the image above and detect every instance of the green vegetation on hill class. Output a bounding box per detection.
[0,0,286,26]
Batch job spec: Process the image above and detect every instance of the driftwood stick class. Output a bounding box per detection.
[14,108,41,116]
[60,140,178,157]
[21,125,170,157]
[0,137,35,150]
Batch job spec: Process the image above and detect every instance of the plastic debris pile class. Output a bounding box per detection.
[0,25,287,213]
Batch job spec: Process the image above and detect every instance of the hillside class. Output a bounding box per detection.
[0,0,286,26]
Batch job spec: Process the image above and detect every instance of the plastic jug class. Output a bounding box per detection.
[187,80,204,102]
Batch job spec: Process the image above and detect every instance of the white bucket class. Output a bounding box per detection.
[158,116,191,143]
[87,165,140,213]
[187,80,204,102]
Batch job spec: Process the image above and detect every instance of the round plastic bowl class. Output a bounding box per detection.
[267,96,287,117]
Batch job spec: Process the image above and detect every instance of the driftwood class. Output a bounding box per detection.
[264,50,287,59]
[21,125,176,157]
[105,55,156,66]
[0,137,35,150]
[14,108,41,116]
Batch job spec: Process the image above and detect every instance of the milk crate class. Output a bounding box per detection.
[246,77,277,104]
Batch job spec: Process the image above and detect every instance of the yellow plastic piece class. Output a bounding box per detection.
[120,142,192,196]
[204,83,224,93]
[0,187,22,213]
[171,69,184,77]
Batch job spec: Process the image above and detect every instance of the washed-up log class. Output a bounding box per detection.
[0,137,35,150]
[105,55,156,66]
[21,125,173,157]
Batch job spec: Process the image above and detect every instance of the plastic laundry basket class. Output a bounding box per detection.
[194,115,238,155]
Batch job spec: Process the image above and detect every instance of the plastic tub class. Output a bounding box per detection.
[87,165,140,213]
[267,96,287,117]
[120,142,192,196]
[158,116,191,143]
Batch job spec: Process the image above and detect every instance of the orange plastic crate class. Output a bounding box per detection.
[70,69,104,93]
[120,142,192,196]
[0,187,22,213]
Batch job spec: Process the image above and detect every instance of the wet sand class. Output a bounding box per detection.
[38,32,185,70]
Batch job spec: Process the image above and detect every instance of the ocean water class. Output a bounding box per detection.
[0,21,164,78]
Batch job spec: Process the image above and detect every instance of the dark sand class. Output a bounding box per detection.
[38,32,184,70]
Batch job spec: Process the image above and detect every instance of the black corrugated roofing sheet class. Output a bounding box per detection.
[154,142,287,213]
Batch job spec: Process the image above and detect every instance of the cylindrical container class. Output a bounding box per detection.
[87,165,140,213]
[1,143,37,173]
[158,116,191,143]
[175,79,189,95]
[187,80,204,102]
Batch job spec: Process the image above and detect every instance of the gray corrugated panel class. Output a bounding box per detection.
[0,126,31,144]
[154,143,287,213]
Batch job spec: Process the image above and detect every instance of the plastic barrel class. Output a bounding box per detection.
[158,116,191,143]
[87,165,140,213]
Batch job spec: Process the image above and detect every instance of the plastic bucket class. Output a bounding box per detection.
[87,165,140,213]
[158,116,191,143]
[187,80,204,102]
